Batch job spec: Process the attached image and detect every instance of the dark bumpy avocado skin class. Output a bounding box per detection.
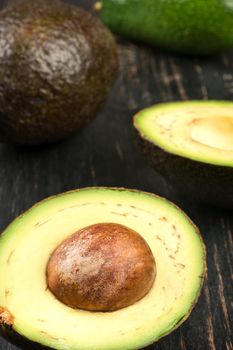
[137,134,233,209]
[100,0,233,55]
[0,0,118,144]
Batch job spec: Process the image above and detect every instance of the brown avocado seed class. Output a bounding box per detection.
[46,223,156,312]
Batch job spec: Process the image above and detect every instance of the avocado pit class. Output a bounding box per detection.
[46,223,156,312]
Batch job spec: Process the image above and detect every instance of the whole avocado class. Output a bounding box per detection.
[0,0,118,144]
[99,0,233,55]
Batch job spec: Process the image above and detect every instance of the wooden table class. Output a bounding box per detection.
[0,0,232,349]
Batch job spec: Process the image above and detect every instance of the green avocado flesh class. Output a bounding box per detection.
[134,101,233,168]
[0,188,205,350]
[99,0,233,55]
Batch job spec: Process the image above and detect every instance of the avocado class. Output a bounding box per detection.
[134,101,233,209]
[0,187,205,350]
[97,0,233,55]
[0,0,118,144]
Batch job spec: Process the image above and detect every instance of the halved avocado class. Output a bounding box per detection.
[134,101,233,209]
[0,187,205,349]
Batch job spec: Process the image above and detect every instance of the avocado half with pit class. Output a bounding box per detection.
[134,101,233,209]
[0,188,205,350]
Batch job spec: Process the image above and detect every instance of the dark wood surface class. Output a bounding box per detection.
[0,0,233,349]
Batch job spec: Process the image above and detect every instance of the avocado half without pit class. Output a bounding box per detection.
[0,188,205,350]
[0,0,118,144]
[134,101,233,209]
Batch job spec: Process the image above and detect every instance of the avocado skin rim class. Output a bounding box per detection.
[134,127,233,209]
[1,323,156,350]
[0,187,206,350]
[1,325,52,350]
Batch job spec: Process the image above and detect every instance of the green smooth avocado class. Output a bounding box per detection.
[134,101,233,208]
[98,0,233,55]
[0,0,118,144]
[0,188,205,349]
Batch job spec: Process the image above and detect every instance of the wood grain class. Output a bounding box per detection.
[0,0,232,349]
